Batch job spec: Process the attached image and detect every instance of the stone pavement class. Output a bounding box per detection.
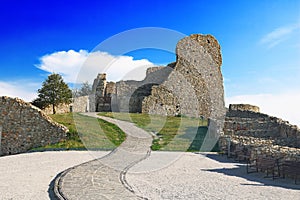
[54,113,153,200]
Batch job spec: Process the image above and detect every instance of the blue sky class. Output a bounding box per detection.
[1,0,300,125]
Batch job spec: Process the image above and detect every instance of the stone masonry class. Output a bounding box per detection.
[142,34,225,119]
[84,34,225,120]
[43,103,71,115]
[0,96,68,156]
[72,96,90,112]
[87,64,173,113]
[89,74,117,112]
[43,96,90,114]
[220,104,300,161]
[229,104,260,113]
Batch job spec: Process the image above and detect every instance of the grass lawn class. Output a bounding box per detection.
[31,113,126,151]
[99,112,219,152]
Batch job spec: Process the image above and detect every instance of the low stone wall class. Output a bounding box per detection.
[43,103,71,115]
[221,104,300,161]
[0,96,68,156]
[72,96,89,112]
[42,96,90,114]
[229,104,260,113]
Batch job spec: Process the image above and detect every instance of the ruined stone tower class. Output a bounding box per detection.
[89,34,225,120]
[142,34,225,119]
[91,73,116,112]
[92,73,107,97]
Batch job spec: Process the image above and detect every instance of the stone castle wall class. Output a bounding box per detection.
[87,64,173,113]
[78,34,225,119]
[72,96,89,112]
[43,96,89,114]
[116,80,142,112]
[142,34,225,119]
[221,104,300,161]
[106,82,116,97]
[0,96,68,156]
[43,103,71,115]
[115,65,173,113]
[229,104,260,113]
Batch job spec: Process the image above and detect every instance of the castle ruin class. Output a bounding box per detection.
[84,34,225,120]
[220,104,300,161]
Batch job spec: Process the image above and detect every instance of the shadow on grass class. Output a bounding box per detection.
[179,126,219,152]
[203,154,300,190]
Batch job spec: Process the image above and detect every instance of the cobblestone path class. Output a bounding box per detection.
[54,113,153,200]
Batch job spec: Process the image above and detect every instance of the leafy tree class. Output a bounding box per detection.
[33,73,72,114]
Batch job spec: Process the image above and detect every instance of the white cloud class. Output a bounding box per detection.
[37,50,88,83]
[226,91,300,127]
[0,81,38,102]
[0,50,157,102]
[260,23,300,48]
[36,50,156,83]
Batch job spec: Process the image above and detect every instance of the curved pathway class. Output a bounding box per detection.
[54,113,153,199]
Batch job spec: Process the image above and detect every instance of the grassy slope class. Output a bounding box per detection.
[98,112,218,152]
[32,113,126,151]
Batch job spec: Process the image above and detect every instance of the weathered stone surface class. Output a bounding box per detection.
[43,103,71,115]
[0,96,68,156]
[115,65,172,113]
[43,96,91,114]
[142,85,180,116]
[72,96,89,112]
[89,73,116,112]
[229,104,260,113]
[106,82,116,96]
[142,34,225,119]
[92,73,107,97]
[52,34,225,120]
[220,104,300,161]
[189,34,222,68]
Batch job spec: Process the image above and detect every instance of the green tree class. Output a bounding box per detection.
[33,73,72,114]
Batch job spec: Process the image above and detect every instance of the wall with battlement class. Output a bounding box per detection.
[0,96,68,156]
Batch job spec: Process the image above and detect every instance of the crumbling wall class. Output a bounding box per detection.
[90,73,115,112]
[0,96,68,156]
[142,34,225,119]
[229,104,260,113]
[72,96,89,112]
[105,82,116,97]
[116,80,141,112]
[115,65,173,113]
[221,104,300,161]
[43,103,70,115]
[88,34,225,119]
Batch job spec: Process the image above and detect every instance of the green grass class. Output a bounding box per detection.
[32,112,219,152]
[31,113,126,151]
[99,112,219,152]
